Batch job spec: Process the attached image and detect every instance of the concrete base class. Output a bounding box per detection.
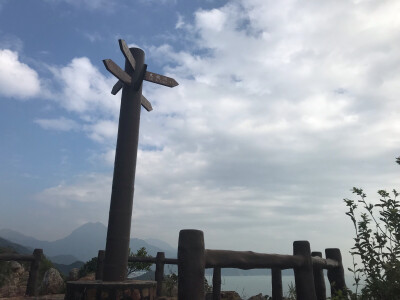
[64,280,157,300]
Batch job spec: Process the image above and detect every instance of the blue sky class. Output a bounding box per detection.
[1,0,400,270]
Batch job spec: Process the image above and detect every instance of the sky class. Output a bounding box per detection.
[0,0,399,271]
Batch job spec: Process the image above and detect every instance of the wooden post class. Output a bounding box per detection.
[325,248,347,297]
[311,251,326,300]
[103,47,145,282]
[155,252,165,297]
[271,268,283,300]
[293,241,317,300]
[212,267,221,300]
[26,249,43,296]
[178,229,205,300]
[96,250,105,280]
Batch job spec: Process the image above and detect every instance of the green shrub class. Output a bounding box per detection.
[127,247,152,276]
[78,256,98,278]
[344,160,400,299]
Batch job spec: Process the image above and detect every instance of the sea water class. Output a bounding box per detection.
[206,274,358,299]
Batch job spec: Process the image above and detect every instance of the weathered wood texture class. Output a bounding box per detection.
[312,252,327,300]
[271,268,283,300]
[96,250,105,280]
[212,267,221,300]
[178,229,205,300]
[0,253,35,261]
[293,241,317,300]
[155,252,165,297]
[103,59,132,84]
[103,47,145,282]
[127,256,177,264]
[119,39,136,71]
[141,95,153,111]
[26,249,43,296]
[312,257,340,269]
[325,248,347,297]
[144,71,178,87]
[205,249,303,269]
[111,80,124,95]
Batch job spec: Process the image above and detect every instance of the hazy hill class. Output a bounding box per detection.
[53,261,85,276]
[0,222,176,262]
[49,254,81,265]
[0,237,32,254]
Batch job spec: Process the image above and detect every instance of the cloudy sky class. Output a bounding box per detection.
[0,0,399,270]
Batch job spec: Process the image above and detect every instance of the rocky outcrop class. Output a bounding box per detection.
[68,268,79,281]
[247,293,268,300]
[0,261,29,297]
[39,268,65,295]
[77,272,95,281]
[220,291,242,300]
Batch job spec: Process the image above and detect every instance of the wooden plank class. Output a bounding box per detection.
[144,71,178,87]
[141,95,153,112]
[103,59,132,85]
[205,249,303,269]
[128,256,157,263]
[111,80,124,95]
[0,253,35,262]
[119,39,136,71]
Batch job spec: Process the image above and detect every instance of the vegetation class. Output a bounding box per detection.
[78,256,98,278]
[127,247,152,276]
[342,157,400,299]
[164,272,178,296]
[38,255,56,281]
[78,247,152,278]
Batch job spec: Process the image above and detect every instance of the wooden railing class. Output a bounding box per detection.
[178,229,347,300]
[0,249,43,296]
[95,250,178,297]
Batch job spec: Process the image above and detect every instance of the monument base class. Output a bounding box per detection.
[65,280,157,300]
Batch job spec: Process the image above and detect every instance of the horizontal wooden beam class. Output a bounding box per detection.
[311,256,340,269]
[144,71,178,88]
[103,59,132,85]
[205,249,304,270]
[127,256,178,264]
[0,253,35,262]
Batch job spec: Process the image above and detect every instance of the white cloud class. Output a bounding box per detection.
[0,49,41,99]
[36,173,112,206]
[175,13,185,29]
[34,117,80,131]
[50,57,118,116]
[30,0,400,269]
[84,120,118,143]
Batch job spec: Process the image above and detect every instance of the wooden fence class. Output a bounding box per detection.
[178,229,347,300]
[95,250,178,297]
[0,249,43,296]
[94,229,346,300]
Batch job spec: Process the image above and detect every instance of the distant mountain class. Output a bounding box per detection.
[145,238,176,253]
[0,222,176,262]
[48,254,81,265]
[0,237,33,254]
[53,261,85,276]
[0,228,49,250]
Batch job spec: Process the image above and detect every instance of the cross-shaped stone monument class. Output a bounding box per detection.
[102,39,178,281]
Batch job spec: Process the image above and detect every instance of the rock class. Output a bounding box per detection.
[247,293,266,300]
[9,261,24,275]
[220,291,242,300]
[0,261,29,297]
[68,268,79,281]
[39,268,65,295]
[78,272,95,281]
